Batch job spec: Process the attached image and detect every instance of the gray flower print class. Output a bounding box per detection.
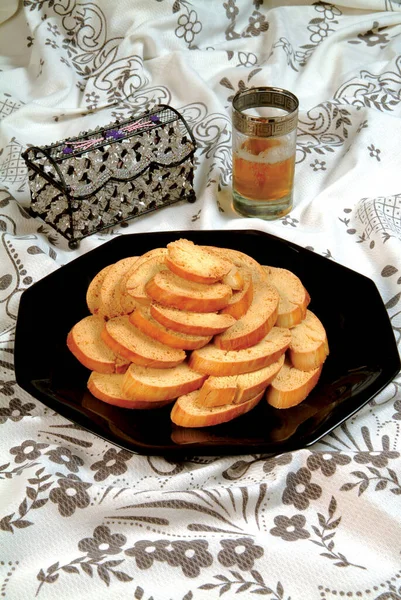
[357,21,389,47]
[90,447,132,481]
[263,452,292,474]
[310,159,326,171]
[354,448,399,468]
[393,399,401,420]
[238,52,257,67]
[270,514,310,541]
[79,525,126,558]
[0,398,36,424]
[85,91,100,109]
[125,540,170,569]
[0,379,16,396]
[248,12,269,36]
[224,0,239,19]
[164,540,213,578]
[175,11,202,44]
[367,144,381,161]
[282,468,322,510]
[49,473,91,517]
[10,439,48,463]
[307,452,351,477]
[281,215,298,227]
[46,446,84,473]
[126,539,213,577]
[218,537,263,571]
[309,21,331,44]
[315,3,341,20]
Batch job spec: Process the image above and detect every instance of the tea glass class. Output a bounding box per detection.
[232,86,299,219]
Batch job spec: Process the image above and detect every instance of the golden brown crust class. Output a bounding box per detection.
[145,271,232,312]
[102,316,186,368]
[266,362,322,409]
[87,372,174,409]
[150,304,236,336]
[170,389,264,427]
[129,306,212,350]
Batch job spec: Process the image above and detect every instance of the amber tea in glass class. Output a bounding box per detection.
[232,87,298,219]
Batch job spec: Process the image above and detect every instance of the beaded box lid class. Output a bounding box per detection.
[22,105,197,248]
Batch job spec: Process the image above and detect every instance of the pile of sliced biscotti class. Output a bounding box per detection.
[67,239,329,428]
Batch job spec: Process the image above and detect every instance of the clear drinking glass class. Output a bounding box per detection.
[232,86,299,219]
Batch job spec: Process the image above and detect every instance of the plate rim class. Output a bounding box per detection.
[14,229,401,457]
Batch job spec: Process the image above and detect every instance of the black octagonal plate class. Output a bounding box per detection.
[14,230,400,457]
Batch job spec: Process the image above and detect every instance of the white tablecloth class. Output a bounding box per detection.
[1,1,401,598]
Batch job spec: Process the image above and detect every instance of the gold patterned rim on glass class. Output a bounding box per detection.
[232,86,299,138]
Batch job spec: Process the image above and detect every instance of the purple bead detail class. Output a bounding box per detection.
[63,147,73,154]
[150,115,160,123]
[105,129,124,139]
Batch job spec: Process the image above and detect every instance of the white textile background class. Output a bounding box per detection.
[0,1,401,599]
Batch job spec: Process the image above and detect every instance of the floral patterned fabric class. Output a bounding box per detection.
[1,1,401,599]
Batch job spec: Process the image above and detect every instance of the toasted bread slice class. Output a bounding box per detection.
[122,362,207,402]
[266,361,322,408]
[205,246,267,284]
[264,266,310,328]
[189,327,291,376]
[222,265,244,290]
[102,316,186,368]
[171,389,264,428]
[98,256,139,319]
[145,271,232,312]
[220,268,254,319]
[150,303,236,336]
[289,310,329,371]
[214,282,279,350]
[125,255,168,305]
[166,239,234,284]
[87,372,173,409]
[67,315,130,373]
[198,354,285,407]
[129,305,212,350]
[86,265,113,315]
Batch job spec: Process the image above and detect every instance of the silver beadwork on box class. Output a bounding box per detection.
[22,105,197,248]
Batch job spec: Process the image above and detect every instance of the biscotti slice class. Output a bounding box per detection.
[198,354,285,407]
[220,268,254,319]
[67,315,130,373]
[264,266,310,328]
[205,246,267,285]
[125,255,168,305]
[129,305,212,350]
[86,265,113,315]
[214,282,279,350]
[166,238,234,284]
[122,362,207,401]
[145,270,232,312]
[266,362,322,409]
[98,256,139,319]
[150,304,236,336]
[189,327,291,376]
[102,315,186,368]
[289,310,329,371]
[88,372,173,409]
[171,389,264,428]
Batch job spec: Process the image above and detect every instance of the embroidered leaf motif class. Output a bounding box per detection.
[220,77,234,90]
[386,292,401,309]
[81,562,93,577]
[0,274,12,290]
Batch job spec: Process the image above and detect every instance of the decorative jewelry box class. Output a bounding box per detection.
[22,105,197,248]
